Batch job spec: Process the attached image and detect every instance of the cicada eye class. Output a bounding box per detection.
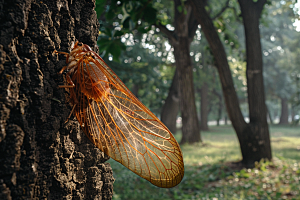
[78,42,83,46]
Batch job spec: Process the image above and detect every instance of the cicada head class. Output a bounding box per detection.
[66,41,94,71]
[70,41,93,56]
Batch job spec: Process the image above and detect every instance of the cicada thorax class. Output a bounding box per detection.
[72,56,110,101]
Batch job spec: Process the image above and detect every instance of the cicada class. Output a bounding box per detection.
[56,41,184,188]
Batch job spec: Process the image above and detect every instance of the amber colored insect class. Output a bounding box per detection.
[56,41,184,188]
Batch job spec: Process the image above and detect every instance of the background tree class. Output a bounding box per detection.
[0,0,114,199]
[98,19,179,132]
[97,0,201,144]
[160,68,179,133]
[190,0,272,167]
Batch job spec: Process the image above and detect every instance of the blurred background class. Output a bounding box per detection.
[95,0,300,199]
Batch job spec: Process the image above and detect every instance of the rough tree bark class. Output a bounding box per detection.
[279,97,289,124]
[158,0,201,143]
[0,0,114,199]
[190,0,272,167]
[161,69,179,134]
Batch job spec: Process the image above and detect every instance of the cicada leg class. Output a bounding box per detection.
[65,104,77,123]
[58,74,75,88]
[54,50,70,74]
[55,49,77,122]
[54,50,69,57]
[58,74,78,123]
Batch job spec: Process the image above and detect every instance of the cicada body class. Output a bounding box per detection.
[57,41,184,188]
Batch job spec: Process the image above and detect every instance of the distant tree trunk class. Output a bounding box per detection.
[238,0,272,165]
[159,0,201,143]
[174,40,201,143]
[224,116,228,125]
[190,0,272,167]
[132,84,139,98]
[266,105,274,125]
[279,97,289,124]
[291,107,296,124]
[161,69,179,134]
[213,89,223,126]
[0,1,114,199]
[173,1,201,144]
[200,82,209,130]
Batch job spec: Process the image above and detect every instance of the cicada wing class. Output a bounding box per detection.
[73,53,184,188]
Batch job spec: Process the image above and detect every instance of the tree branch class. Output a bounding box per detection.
[211,0,230,20]
[188,19,198,43]
[257,0,267,12]
[187,2,199,43]
[155,22,178,45]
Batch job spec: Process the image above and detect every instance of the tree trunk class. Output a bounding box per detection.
[190,0,272,167]
[279,97,289,124]
[224,116,228,125]
[158,0,200,144]
[131,84,139,98]
[200,82,209,130]
[173,2,201,144]
[238,0,272,165]
[291,107,296,124]
[174,39,201,144]
[161,69,179,134]
[0,1,114,199]
[213,89,223,126]
[158,0,200,143]
[266,105,274,125]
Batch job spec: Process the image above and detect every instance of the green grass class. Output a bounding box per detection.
[107,125,300,200]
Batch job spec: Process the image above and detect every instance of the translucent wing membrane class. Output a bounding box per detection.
[61,42,184,188]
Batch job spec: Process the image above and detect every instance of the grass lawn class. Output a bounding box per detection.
[107,125,300,200]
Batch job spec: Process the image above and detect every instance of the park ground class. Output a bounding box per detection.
[108,125,300,200]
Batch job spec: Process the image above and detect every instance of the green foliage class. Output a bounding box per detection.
[98,36,126,62]
[95,0,106,17]
[260,0,300,118]
[95,0,177,112]
[100,31,175,114]
[96,0,163,60]
[96,0,179,114]
[109,125,300,200]
[208,0,242,51]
